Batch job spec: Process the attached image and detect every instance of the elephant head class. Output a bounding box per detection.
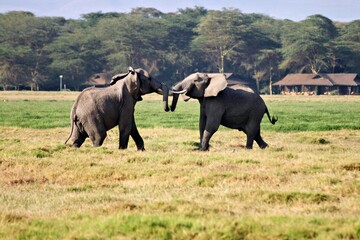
[170,72,228,111]
[111,67,170,111]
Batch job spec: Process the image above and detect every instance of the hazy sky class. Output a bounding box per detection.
[1,0,359,22]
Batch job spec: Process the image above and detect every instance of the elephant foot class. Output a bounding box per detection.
[259,144,269,149]
[198,147,209,151]
[72,142,82,148]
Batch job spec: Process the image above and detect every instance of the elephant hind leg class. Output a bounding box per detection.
[244,125,260,149]
[84,118,107,147]
[254,129,268,149]
[90,131,107,147]
[73,136,86,148]
[245,135,255,149]
[72,129,87,148]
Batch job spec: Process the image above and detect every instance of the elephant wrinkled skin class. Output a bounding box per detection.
[65,67,169,150]
[170,72,277,151]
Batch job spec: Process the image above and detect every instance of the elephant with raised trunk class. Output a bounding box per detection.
[65,67,169,150]
[170,72,277,151]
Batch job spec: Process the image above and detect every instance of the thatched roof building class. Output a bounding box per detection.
[81,73,112,90]
[273,73,360,95]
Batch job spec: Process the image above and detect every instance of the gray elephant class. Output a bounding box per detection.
[170,72,277,151]
[65,67,169,150]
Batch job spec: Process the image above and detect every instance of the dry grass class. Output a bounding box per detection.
[0,91,359,239]
[0,90,78,101]
[1,126,359,238]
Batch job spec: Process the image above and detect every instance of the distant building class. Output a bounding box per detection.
[80,73,111,90]
[273,73,360,95]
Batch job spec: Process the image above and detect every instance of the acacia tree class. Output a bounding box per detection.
[160,7,207,82]
[335,20,360,73]
[192,8,252,73]
[280,15,338,74]
[0,12,64,90]
[255,49,282,94]
[48,20,106,89]
[95,12,169,76]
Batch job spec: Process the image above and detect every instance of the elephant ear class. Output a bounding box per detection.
[110,72,129,85]
[128,66,142,100]
[135,68,150,78]
[204,74,228,97]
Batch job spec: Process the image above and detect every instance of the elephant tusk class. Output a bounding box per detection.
[169,89,187,95]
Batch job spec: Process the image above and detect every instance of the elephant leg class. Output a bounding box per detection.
[119,128,131,149]
[254,129,268,149]
[244,123,260,149]
[200,117,221,151]
[89,129,106,147]
[119,116,132,149]
[86,119,106,147]
[245,134,255,149]
[199,112,207,147]
[72,128,87,148]
[130,118,145,151]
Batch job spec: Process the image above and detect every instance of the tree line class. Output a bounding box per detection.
[0,7,359,92]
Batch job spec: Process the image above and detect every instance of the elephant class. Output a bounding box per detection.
[170,72,277,151]
[64,67,169,150]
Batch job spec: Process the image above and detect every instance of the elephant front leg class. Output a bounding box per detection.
[130,118,145,151]
[118,115,132,150]
[199,112,207,149]
[119,126,131,149]
[200,117,221,151]
[200,130,214,151]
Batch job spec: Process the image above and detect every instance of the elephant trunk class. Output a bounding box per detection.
[154,83,170,112]
[161,84,170,112]
[170,94,179,112]
[170,82,183,112]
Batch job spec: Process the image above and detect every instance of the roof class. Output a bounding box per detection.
[273,73,359,87]
[84,73,111,86]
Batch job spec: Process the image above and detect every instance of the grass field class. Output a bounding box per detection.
[0,91,359,239]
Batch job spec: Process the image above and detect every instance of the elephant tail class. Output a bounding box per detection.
[64,114,77,144]
[265,107,278,125]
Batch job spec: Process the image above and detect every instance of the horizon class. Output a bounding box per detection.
[1,0,360,22]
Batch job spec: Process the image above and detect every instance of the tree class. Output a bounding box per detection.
[280,15,338,74]
[96,13,172,77]
[192,8,252,73]
[255,49,282,94]
[158,7,207,82]
[334,20,360,73]
[48,20,106,89]
[0,11,64,90]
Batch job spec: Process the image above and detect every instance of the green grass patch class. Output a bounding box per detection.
[0,100,73,129]
[1,95,360,132]
[265,191,338,205]
[1,213,359,239]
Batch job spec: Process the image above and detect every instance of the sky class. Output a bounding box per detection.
[0,0,359,22]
